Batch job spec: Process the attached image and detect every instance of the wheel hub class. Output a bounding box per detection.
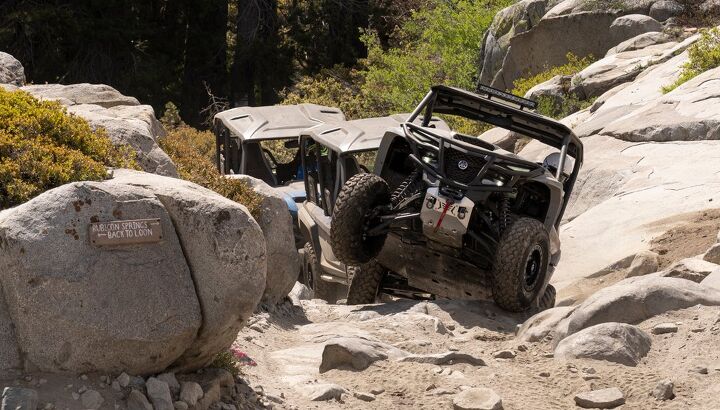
[524,245,542,291]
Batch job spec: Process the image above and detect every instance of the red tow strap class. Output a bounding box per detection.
[434,200,454,233]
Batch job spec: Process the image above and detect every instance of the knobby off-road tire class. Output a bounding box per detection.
[303,242,341,304]
[331,173,391,265]
[346,261,386,305]
[491,217,550,312]
[538,284,556,310]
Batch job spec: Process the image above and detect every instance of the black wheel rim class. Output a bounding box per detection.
[523,245,543,292]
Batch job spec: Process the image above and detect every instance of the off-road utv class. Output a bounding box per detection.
[297,114,449,302]
[329,85,583,312]
[214,104,345,223]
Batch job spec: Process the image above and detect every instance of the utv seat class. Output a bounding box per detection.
[244,142,277,186]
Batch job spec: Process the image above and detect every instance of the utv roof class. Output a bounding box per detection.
[214,104,345,142]
[303,114,449,154]
[424,85,583,160]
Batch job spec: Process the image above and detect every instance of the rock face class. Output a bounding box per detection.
[109,170,266,371]
[20,83,178,177]
[227,175,300,305]
[626,251,659,277]
[477,0,666,90]
[554,323,652,366]
[0,52,25,86]
[0,169,266,376]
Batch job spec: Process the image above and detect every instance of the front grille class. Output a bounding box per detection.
[444,150,485,184]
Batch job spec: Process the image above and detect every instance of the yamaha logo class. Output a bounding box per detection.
[457,160,469,170]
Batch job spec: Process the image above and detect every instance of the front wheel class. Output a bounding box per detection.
[490,217,550,312]
[331,173,391,265]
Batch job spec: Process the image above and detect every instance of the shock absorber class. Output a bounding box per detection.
[391,168,422,207]
[499,193,511,233]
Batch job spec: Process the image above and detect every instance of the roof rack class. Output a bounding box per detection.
[476,84,538,110]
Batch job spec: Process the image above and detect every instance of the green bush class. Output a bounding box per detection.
[663,28,720,93]
[510,53,595,98]
[0,88,136,209]
[158,125,262,218]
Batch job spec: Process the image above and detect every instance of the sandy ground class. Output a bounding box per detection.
[234,299,720,410]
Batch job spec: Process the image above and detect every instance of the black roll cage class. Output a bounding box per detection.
[405,85,584,227]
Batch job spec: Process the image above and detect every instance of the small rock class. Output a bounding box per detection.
[116,373,131,388]
[452,387,503,410]
[42,403,54,410]
[80,375,88,381]
[126,390,153,410]
[539,372,550,377]
[111,381,121,391]
[2,387,39,410]
[81,390,104,410]
[652,323,678,334]
[398,351,486,366]
[690,365,708,374]
[146,378,174,410]
[23,376,32,382]
[71,393,80,401]
[156,373,180,396]
[303,383,347,401]
[433,318,448,334]
[179,382,204,407]
[574,388,625,409]
[691,327,706,333]
[626,251,660,277]
[651,379,674,401]
[517,345,528,352]
[78,386,87,394]
[493,350,516,359]
[370,388,385,395]
[173,401,188,410]
[704,243,720,264]
[582,367,596,374]
[353,392,375,402]
[583,375,601,381]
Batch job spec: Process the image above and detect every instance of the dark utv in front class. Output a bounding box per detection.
[330,85,583,311]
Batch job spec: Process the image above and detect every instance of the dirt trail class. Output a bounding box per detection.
[235,299,720,409]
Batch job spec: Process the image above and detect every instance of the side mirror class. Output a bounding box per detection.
[543,152,573,176]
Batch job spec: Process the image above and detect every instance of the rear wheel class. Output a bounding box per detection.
[538,284,556,310]
[346,262,386,305]
[490,217,550,312]
[331,173,391,265]
[303,242,342,303]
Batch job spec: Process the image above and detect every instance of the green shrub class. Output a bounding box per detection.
[663,28,720,93]
[158,125,262,218]
[0,88,136,209]
[510,53,595,98]
[210,350,240,377]
[282,0,512,136]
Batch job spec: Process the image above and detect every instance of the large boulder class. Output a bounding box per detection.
[21,84,178,177]
[227,175,300,305]
[0,180,201,375]
[559,276,720,341]
[0,170,266,375]
[554,322,651,366]
[661,257,719,282]
[0,52,25,86]
[608,15,663,44]
[108,170,266,370]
